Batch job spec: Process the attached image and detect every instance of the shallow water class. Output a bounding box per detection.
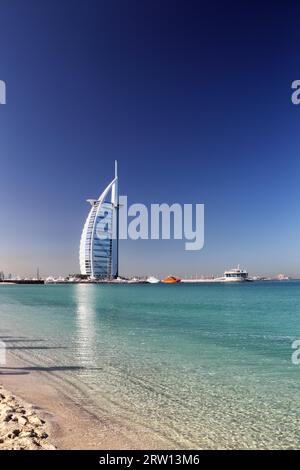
[1,281,300,448]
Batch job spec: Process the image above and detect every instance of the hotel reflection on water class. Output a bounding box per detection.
[74,284,97,367]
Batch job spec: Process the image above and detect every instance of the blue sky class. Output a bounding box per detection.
[0,0,300,277]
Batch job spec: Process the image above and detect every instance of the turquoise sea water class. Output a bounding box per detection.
[1,281,300,448]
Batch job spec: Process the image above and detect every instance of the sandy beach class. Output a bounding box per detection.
[0,385,56,450]
[0,352,105,450]
[0,351,169,450]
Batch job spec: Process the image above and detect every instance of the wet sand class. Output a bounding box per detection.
[0,352,170,450]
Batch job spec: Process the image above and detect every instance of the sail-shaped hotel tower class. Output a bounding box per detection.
[79,162,119,279]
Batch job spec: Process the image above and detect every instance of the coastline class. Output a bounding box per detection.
[0,383,56,450]
[0,352,111,450]
[0,352,172,450]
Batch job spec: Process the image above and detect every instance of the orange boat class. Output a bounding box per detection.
[162,275,181,284]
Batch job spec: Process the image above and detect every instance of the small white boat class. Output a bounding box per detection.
[147,276,160,284]
[276,274,289,281]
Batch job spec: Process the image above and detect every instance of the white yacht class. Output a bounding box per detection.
[147,276,160,284]
[222,265,250,282]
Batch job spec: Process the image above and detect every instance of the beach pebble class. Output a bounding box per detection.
[28,415,44,426]
[42,443,56,450]
[3,413,13,422]
[20,429,37,438]
[18,416,28,426]
[16,437,40,450]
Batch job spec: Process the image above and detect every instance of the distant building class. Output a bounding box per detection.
[79,161,119,279]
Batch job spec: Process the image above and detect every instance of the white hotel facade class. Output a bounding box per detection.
[79,162,119,279]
